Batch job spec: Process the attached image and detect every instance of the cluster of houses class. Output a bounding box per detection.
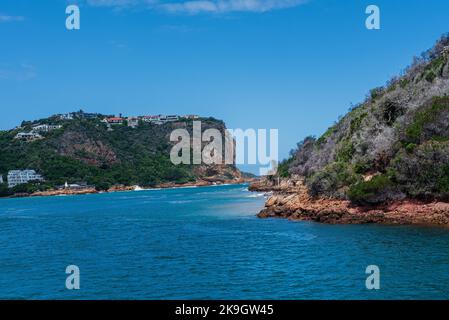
[1,170,44,188]
[102,114,200,129]
[53,111,200,128]
[14,123,62,141]
[12,110,201,142]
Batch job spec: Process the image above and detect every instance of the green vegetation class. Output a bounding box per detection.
[348,175,393,205]
[369,87,384,101]
[405,143,417,153]
[350,112,368,134]
[307,162,360,198]
[436,165,449,195]
[0,183,12,197]
[404,97,449,144]
[336,139,355,163]
[389,141,449,199]
[423,56,446,82]
[353,160,371,174]
[399,78,410,89]
[316,126,335,146]
[381,100,405,126]
[11,182,52,194]
[277,158,292,178]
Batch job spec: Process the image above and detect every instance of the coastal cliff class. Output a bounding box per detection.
[252,34,449,225]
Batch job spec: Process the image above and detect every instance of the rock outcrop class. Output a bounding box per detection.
[253,178,449,225]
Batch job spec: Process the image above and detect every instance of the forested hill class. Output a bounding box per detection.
[0,113,242,195]
[280,33,449,205]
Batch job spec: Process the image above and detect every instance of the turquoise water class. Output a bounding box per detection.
[1,184,449,299]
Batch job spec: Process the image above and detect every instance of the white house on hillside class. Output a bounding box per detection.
[104,117,124,125]
[32,124,62,132]
[7,170,44,188]
[57,113,74,120]
[165,115,179,121]
[127,117,139,128]
[14,132,43,141]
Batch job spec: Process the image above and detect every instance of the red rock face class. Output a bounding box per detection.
[57,131,118,166]
[252,178,449,226]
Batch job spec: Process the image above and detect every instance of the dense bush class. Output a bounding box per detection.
[11,182,52,194]
[347,175,395,205]
[336,139,355,163]
[94,181,112,191]
[0,183,12,197]
[389,141,449,200]
[276,159,292,178]
[381,100,405,126]
[404,97,449,144]
[307,162,360,199]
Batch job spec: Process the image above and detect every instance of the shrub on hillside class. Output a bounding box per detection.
[347,175,396,205]
[389,141,449,200]
[277,159,291,178]
[404,96,449,144]
[307,162,360,199]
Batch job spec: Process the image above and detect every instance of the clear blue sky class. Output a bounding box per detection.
[1,0,449,172]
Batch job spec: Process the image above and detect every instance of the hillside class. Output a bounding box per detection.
[0,113,244,196]
[254,33,449,224]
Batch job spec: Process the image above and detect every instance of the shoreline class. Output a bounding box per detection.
[250,178,449,226]
[2,178,257,200]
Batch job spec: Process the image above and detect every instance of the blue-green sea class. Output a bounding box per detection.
[1,184,449,299]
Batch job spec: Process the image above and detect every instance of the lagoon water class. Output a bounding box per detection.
[1,184,449,299]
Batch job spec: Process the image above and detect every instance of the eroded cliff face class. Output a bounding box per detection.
[253,178,449,225]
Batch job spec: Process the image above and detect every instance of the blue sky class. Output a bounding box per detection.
[1,0,449,173]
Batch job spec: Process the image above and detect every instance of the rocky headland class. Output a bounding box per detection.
[251,34,449,226]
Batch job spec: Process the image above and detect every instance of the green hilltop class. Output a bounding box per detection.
[0,112,241,196]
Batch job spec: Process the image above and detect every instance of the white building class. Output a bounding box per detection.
[14,132,43,141]
[183,115,199,120]
[104,117,124,125]
[58,113,74,120]
[32,124,62,132]
[142,115,179,124]
[7,170,44,188]
[165,115,179,122]
[127,117,139,128]
[142,115,161,122]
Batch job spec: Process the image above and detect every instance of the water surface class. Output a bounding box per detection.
[1,184,449,299]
